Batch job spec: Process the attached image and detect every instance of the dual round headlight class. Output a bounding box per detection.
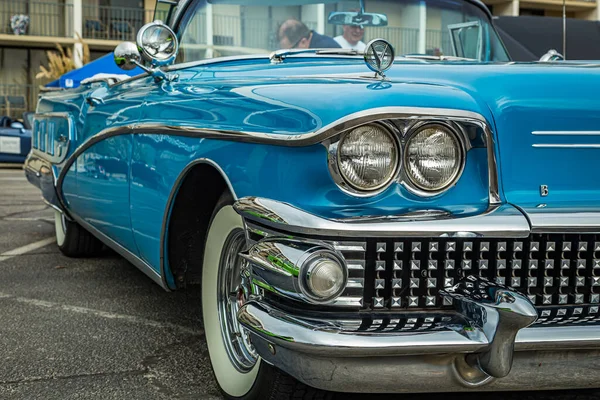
[404,124,464,192]
[334,123,464,195]
[337,124,399,192]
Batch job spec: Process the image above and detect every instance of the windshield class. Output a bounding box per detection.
[175,0,509,63]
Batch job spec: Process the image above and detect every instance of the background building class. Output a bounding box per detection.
[483,0,600,20]
[0,0,156,119]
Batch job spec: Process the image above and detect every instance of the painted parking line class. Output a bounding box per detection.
[0,237,55,263]
[0,292,202,336]
[0,177,26,181]
[4,217,54,222]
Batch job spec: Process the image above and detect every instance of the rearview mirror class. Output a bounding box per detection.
[328,11,388,27]
[114,41,141,71]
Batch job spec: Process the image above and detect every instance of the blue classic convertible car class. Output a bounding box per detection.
[25,0,600,398]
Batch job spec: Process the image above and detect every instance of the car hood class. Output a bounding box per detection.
[161,59,600,207]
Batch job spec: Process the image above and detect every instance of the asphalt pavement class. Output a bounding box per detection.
[0,166,599,400]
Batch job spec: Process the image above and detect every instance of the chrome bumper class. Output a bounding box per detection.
[238,301,600,392]
[235,197,600,391]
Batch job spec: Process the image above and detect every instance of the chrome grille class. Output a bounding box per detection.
[332,241,366,307]
[360,234,600,310]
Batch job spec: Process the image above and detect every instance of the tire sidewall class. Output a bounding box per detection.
[54,210,66,247]
[202,204,260,398]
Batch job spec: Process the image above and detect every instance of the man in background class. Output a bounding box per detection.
[278,19,340,49]
[334,23,366,51]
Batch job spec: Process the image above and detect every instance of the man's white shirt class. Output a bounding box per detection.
[334,36,366,51]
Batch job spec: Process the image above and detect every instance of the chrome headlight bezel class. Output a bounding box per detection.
[297,249,348,304]
[401,122,467,197]
[327,122,401,197]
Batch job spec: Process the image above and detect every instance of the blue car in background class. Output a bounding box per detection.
[23,0,600,398]
[0,114,32,163]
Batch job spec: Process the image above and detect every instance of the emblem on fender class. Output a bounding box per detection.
[440,276,538,378]
[364,39,395,78]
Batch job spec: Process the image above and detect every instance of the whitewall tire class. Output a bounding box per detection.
[201,192,333,400]
[54,210,67,247]
[53,210,103,257]
[202,204,260,398]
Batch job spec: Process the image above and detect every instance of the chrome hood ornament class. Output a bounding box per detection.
[364,38,394,79]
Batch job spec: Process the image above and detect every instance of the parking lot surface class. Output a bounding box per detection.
[0,166,599,400]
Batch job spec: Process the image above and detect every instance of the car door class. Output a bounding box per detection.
[67,77,152,254]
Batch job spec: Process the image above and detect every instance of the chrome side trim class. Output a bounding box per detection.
[135,107,490,148]
[70,211,167,290]
[159,158,238,290]
[55,106,500,217]
[519,206,600,233]
[55,124,135,217]
[533,144,600,149]
[532,131,600,135]
[234,197,530,238]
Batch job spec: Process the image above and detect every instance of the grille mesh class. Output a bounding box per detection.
[362,234,600,310]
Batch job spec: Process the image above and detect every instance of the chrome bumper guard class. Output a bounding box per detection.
[235,197,600,391]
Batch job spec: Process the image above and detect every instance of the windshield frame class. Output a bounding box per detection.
[168,0,496,28]
[167,0,510,64]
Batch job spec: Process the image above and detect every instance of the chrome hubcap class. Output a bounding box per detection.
[217,229,258,372]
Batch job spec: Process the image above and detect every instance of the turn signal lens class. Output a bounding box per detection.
[338,124,399,191]
[302,252,347,302]
[405,125,463,192]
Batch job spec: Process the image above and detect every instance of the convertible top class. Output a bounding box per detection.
[495,15,600,61]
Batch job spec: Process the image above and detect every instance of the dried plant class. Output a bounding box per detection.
[36,34,90,81]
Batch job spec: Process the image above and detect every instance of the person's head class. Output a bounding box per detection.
[342,24,365,45]
[278,19,312,49]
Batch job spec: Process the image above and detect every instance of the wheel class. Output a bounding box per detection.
[54,210,103,257]
[202,192,333,400]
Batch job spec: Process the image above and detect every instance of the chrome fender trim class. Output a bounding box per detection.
[234,197,530,238]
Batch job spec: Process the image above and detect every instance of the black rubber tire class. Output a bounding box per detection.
[231,362,334,400]
[205,192,333,400]
[56,213,103,258]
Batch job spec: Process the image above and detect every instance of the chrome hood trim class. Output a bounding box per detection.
[234,197,530,238]
[519,205,600,233]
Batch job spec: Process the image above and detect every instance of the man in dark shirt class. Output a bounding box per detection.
[278,19,341,49]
